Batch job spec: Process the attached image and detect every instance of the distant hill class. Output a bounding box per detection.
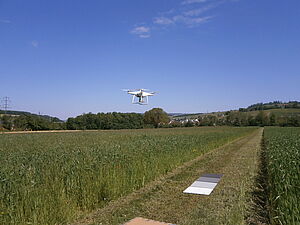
[172,112,218,120]
[168,113,188,117]
[171,101,300,120]
[0,110,63,122]
[242,108,300,117]
[241,101,300,111]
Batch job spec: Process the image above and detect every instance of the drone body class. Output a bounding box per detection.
[123,89,156,105]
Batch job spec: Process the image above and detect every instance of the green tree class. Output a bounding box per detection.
[144,108,170,128]
[255,111,269,126]
[66,112,143,130]
[1,115,14,130]
[269,113,277,126]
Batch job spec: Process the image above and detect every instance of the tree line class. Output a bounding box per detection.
[1,106,300,131]
[0,108,170,131]
[65,108,170,130]
[66,112,144,130]
[0,114,65,131]
[239,101,300,112]
[172,111,300,127]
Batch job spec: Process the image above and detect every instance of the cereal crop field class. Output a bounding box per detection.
[263,127,300,225]
[0,127,255,225]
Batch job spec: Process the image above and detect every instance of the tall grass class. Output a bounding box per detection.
[0,127,255,225]
[264,127,300,225]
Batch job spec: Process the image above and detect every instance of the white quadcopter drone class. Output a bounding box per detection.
[123,89,156,105]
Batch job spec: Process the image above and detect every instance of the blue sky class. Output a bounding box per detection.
[1,0,299,119]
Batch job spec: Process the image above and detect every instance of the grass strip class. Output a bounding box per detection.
[71,128,262,225]
[0,127,255,225]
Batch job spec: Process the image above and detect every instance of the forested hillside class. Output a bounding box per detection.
[0,111,64,131]
[1,101,300,131]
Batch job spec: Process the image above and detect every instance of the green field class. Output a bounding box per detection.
[0,127,255,225]
[263,127,300,225]
[247,108,300,117]
[78,128,262,225]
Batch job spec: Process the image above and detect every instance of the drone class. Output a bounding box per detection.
[123,89,156,105]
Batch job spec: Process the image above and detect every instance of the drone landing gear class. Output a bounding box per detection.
[132,96,148,105]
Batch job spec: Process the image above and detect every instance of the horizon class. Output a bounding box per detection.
[1,0,300,120]
[2,99,300,120]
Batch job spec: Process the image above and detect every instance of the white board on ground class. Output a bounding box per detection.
[183,186,213,195]
[183,173,223,196]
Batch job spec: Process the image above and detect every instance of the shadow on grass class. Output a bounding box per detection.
[248,132,270,225]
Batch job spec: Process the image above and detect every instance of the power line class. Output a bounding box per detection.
[1,96,11,115]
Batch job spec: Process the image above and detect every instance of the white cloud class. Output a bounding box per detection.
[182,0,208,5]
[130,0,228,37]
[153,17,174,25]
[173,15,213,27]
[31,40,39,48]
[131,26,151,38]
[188,16,213,24]
[183,4,216,16]
[0,19,11,24]
[131,26,150,34]
[184,1,225,16]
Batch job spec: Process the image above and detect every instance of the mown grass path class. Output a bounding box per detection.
[71,128,263,225]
